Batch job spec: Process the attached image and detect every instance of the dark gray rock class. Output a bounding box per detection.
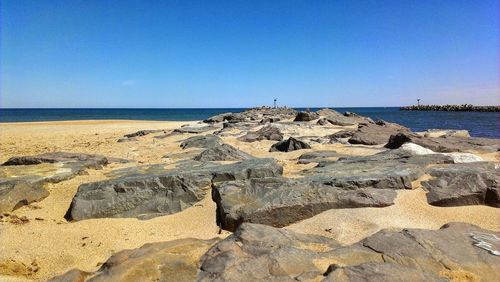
[65,158,283,220]
[203,112,240,123]
[348,122,412,145]
[385,132,500,152]
[238,125,284,142]
[2,152,109,169]
[180,135,223,149]
[173,125,218,134]
[294,111,319,121]
[117,137,138,142]
[316,118,329,125]
[422,162,500,207]
[123,129,165,138]
[193,144,254,161]
[269,137,311,152]
[260,117,281,123]
[297,150,344,164]
[199,222,500,281]
[317,108,374,126]
[213,177,397,231]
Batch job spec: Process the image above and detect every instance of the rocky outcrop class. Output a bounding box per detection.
[51,222,500,281]
[348,122,412,145]
[199,222,500,281]
[212,177,397,231]
[204,107,297,124]
[238,125,283,142]
[385,132,500,152]
[293,111,319,121]
[0,179,49,213]
[269,137,311,152]
[65,158,283,221]
[193,144,253,161]
[422,162,500,207]
[180,135,223,149]
[50,238,218,282]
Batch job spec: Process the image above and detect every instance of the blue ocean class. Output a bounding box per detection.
[0,108,498,138]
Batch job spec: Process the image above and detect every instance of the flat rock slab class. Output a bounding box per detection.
[269,137,311,152]
[199,222,500,281]
[174,125,218,134]
[238,125,283,142]
[422,162,500,207]
[193,144,254,161]
[348,122,412,145]
[386,132,500,152]
[2,152,109,169]
[297,150,346,164]
[0,153,121,212]
[213,177,397,231]
[123,129,165,138]
[180,135,223,149]
[65,158,283,220]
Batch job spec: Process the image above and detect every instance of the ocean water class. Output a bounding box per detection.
[0,107,498,138]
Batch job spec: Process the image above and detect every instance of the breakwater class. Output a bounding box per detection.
[400,104,500,112]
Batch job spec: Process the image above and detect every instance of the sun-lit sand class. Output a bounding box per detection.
[0,120,498,281]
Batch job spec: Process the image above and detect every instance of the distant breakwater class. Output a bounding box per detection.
[400,104,500,112]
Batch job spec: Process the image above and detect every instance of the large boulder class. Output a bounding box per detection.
[348,122,412,145]
[0,179,48,213]
[422,162,500,207]
[293,111,319,122]
[386,132,500,152]
[238,125,283,142]
[193,144,253,161]
[317,108,374,126]
[65,158,283,221]
[212,177,397,231]
[180,135,223,149]
[269,137,311,152]
[199,222,500,281]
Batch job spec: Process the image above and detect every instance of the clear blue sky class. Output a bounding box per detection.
[1,0,498,108]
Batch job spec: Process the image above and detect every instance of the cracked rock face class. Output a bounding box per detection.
[212,177,397,231]
[65,158,283,221]
[422,162,500,207]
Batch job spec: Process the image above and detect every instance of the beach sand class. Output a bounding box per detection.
[0,120,499,281]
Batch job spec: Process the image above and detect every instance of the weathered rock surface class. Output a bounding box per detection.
[422,162,500,207]
[180,135,223,149]
[193,144,254,161]
[297,150,345,164]
[348,122,412,145]
[0,179,49,213]
[418,129,471,138]
[0,153,121,212]
[204,107,297,124]
[2,152,109,169]
[293,111,319,121]
[50,222,500,281]
[260,117,281,123]
[212,177,397,231]
[317,108,374,126]
[65,158,283,220]
[199,222,500,281]
[50,238,218,282]
[385,132,500,152]
[269,137,311,152]
[238,125,283,142]
[174,125,218,134]
[302,150,453,190]
[123,129,165,138]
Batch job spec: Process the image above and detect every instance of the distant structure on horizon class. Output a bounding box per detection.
[273,98,277,109]
[400,104,499,112]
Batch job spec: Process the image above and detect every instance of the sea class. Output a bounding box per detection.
[0,108,498,138]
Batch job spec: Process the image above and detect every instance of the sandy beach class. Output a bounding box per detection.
[0,119,498,281]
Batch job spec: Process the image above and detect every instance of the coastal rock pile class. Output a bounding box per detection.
[51,222,500,281]
[385,132,500,152]
[269,137,311,152]
[400,104,500,112]
[238,125,283,142]
[65,158,283,220]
